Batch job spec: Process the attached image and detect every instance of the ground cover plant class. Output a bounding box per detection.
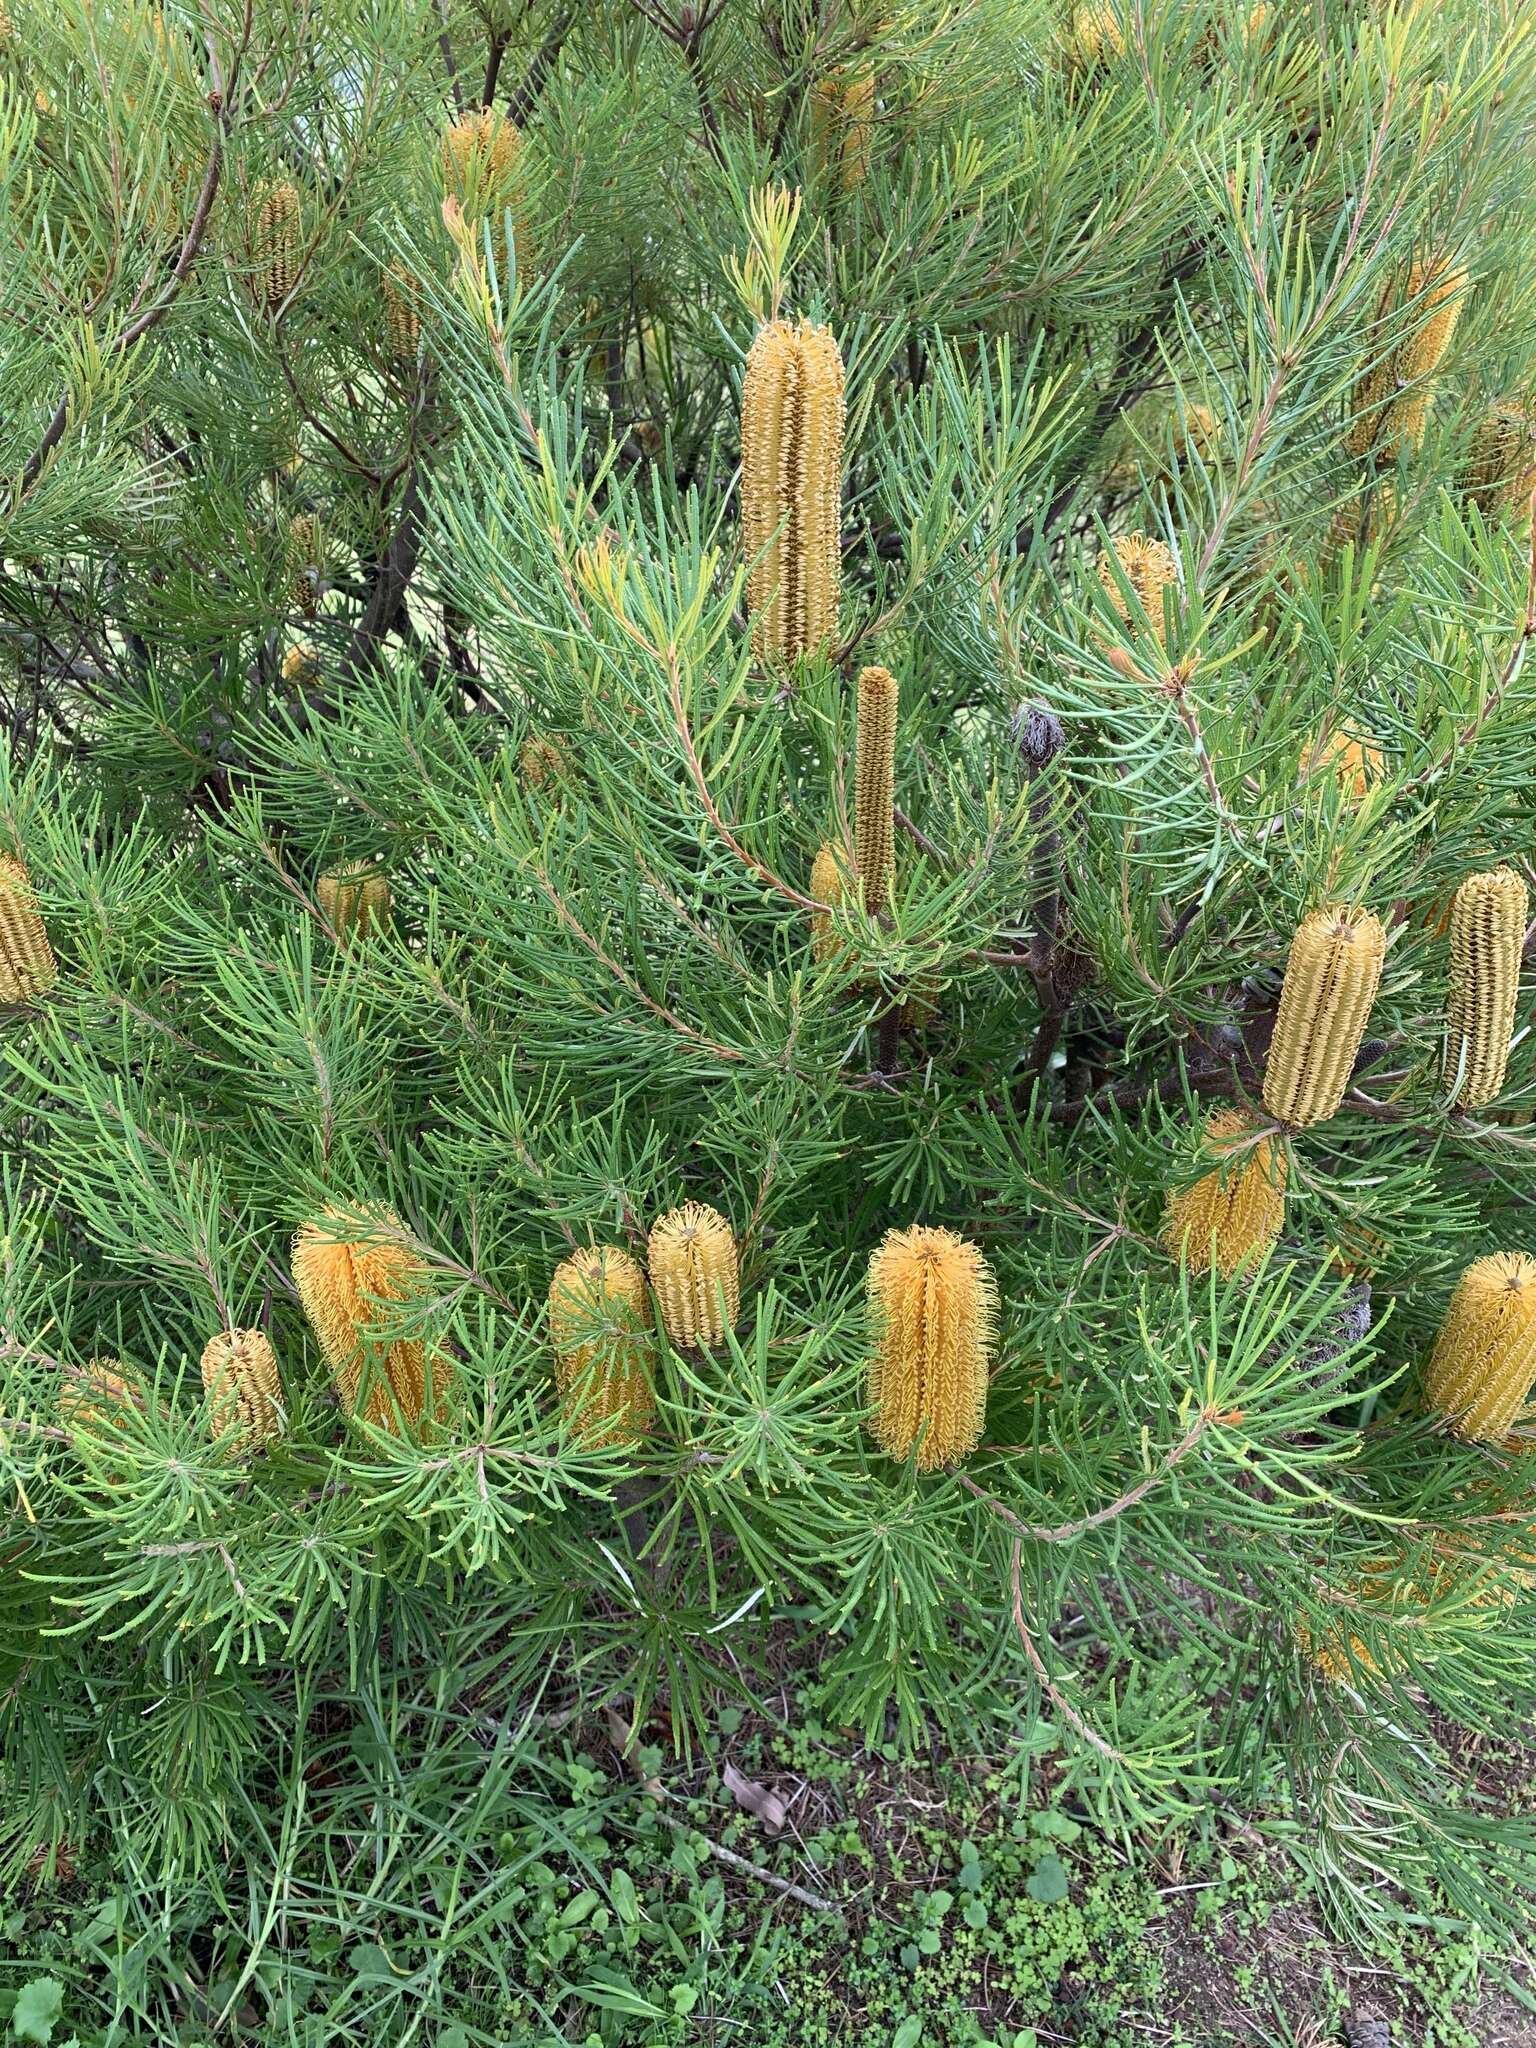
[4,0,1536,2038]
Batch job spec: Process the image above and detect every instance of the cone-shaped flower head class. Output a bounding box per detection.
[741,318,845,663]
[1161,1110,1287,1276]
[200,1328,284,1450]
[58,1356,146,1441]
[647,1201,739,1348]
[440,107,531,272]
[0,854,57,1004]
[281,642,319,688]
[287,512,325,617]
[381,260,422,363]
[854,664,898,915]
[809,842,847,965]
[1466,401,1536,521]
[517,733,569,795]
[548,1246,656,1447]
[248,178,300,313]
[1423,1252,1536,1442]
[1348,258,1467,459]
[866,1224,997,1469]
[1261,905,1387,1129]
[1098,533,1177,645]
[293,1205,429,1431]
[809,67,875,192]
[1303,727,1383,803]
[317,862,391,942]
[1444,865,1527,1110]
[1066,0,1125,65]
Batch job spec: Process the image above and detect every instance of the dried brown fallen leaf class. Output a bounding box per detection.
[722,1759,786,1835]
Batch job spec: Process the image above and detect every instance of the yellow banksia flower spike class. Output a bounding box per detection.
[517,733,569,795]
[281,642,319,688]
[647,1201,739,1348]
[1303,727,1383,803]
[248,178,300,314]
[1098,533,1177,645]
[1261,905,1387,1129]
[287,512,324,617]
[854,664,898,915]
[741,317,846,664]
[1066,0,1125,66]
[0,854,58,1005]
[1423,1252,1536,1442]
[1161,1110,1287,1277]
[809,68,875,192]
[809,842,847,965]
[381,260,422,363]
[548,1246,656,1447]
[1466,401,1536,522]
[1444,866,1527,1110]
[316,862,391,942]
[58,1357,147,1441]
[866,1224,996,1469]
[200,1328,284,1450]
[440,107,532,272]
[293,1205,431,1431]
[1348,258,1467,459]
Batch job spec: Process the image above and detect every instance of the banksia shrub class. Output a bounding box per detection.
[1348,258,1467,460]
[647,1201,739,1348]
[1422,1252,1536,1442]
[0,853,57,1005]
[287,512,325,617]
[866,1225,997,1469]
[854,664,898,915]
[809,69,875,192]
[58,1359,150,1475]
[292,1206,430,1431]
[247,178,300,314]
[200,1328,284,1451]
[1161,1110,1287,1277]
[1261,905,1387,1129]
[1303,727,1383,802]
[1098,532,1177,645]
[547,1246,656,1447]
[381,261,422,364]
[1444,865,1528,1110]
[740,318,845,664]
[317,862,391,941]
[809,842,847,965]
[1466,400,1536,521]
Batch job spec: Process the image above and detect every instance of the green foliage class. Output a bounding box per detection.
[5,0,1536,2033]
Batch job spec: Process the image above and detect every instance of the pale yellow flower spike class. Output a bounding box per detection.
[1444,866,1527,1111]
[1261,906,1387,1129]
[648,1202,740,1348]
[741,318,846,663]
[1423,1253,1536,1443]
[866,1224,997,1470]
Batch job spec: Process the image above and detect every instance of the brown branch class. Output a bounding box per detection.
[1008,1538,1130,1765]
[956,1404,1214,1545]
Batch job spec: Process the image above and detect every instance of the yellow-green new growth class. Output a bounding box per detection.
[1444,866,1527,1110]
[854,664,898,915]
[1423,1252,1536,1442]
[741,318,845,663]
[548,1246,656,1447]
[866,1225,996,1469]
[647,1201,739,1348]
[1161,1110,1287,1276]
[0,854,57,1004]
[201,1328,284,1450]
[1261,905,1386,1129]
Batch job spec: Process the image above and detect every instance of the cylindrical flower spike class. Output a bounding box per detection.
[741,318,846,664]
[281,642,319,688]
[1261,905,1387,1129]
[287,512,325,617]
[1161,1110,1287,1277]
[854,664,898,915]
[1423,1252,1536,1442]
[248,179,300,314]
[809,68,875,192]
[316,862,391,942]
[1348,258,1467,460]
[1444,866,1527,1110]
[293,1205,430,1431]
[517,734,569,796]
[1466,402,1536,521]
[381,260,422,363]
[866,1224,997,1469]
[1098,533,1177,645]
[1066,0,1125,66]
[58,1357,147,1440]
[647,1201,739,1348]
[1303,727,1383,803]
[200,1328,284,1450]
[0,854,57,1004]
[548,1246,656,1447]
[440,107,531,272]
[809,842,847,965]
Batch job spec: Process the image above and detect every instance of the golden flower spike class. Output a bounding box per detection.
[293,1205,431,1431]
[1444,866,1527,1111]
[647,1202,739,1348]
[1423,1253,1536,1443]
[866,1224,997,1469]
[0,854,57,1004]
[1261,905,1386,1129]
[741,318,845,664]
[1161,1110,1287,1277]
[201,1328,284,1451]
[548,1246,656,1447]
